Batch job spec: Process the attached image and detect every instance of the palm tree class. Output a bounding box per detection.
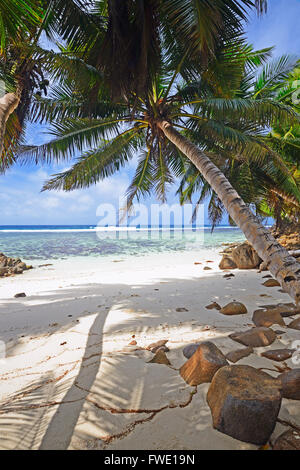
[0,0,105,164]
[178,55,300,229]
[0,0,42,159]
[22,37,300,303]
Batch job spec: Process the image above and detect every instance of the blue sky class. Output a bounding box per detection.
[0,0,299,226]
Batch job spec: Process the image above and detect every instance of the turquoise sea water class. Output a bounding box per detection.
[0,225,246,261]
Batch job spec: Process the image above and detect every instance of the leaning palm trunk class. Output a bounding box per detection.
[0,92,20,158]
[158,120,300,304]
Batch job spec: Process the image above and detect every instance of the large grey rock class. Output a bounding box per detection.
[207,365,282,445]
[182,343,200,359]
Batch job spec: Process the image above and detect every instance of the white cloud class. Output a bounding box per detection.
[0,166,132,224]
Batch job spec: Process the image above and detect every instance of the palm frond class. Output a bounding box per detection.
[42,127,144,191]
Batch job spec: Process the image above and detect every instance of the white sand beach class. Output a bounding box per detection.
[0,250,299,450]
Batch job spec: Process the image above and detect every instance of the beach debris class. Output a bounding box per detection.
[194,262,202,265]
[288,317,300,331]
[273,429,300,450]
[207,365,282,445]
[148,349,171,366]
[129,340,137,346]
[146,339,169,353]
[226,347,253,363]
[220,302,247,316]
[205,302,221,311]
[0,253,33,277]
[252,309,286,328]
[263,279,281,287]
[38,263,53,267]
[60,342,67,346]
[49,323,58,327]
[180,342,228,386]
[219,255,237,270]
[229,327,277,347]
[203,266,212,271]
[261,349,295,362]
[278,369,300,400]
[14,292,26,298]
[176,307,189,312]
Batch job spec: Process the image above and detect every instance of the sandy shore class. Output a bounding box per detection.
[0,250,299,450]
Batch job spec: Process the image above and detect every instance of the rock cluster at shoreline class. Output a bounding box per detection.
[219,241,262,270]
[0,253,32,277]
[219,238,300,273]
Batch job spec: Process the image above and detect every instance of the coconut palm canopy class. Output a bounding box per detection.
[23,42,300,217]
[0,0,268,166]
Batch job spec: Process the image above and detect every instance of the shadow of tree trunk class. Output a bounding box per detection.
[39,312,107,450]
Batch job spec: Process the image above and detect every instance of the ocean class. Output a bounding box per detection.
[0,225,246,261]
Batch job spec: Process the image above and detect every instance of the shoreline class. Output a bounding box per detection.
[0,249,299,450]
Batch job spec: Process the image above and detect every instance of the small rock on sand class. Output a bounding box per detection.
[148,349,171,366]
[180,342,228,386]
[182,343,200,359]
[220,302,247,316]
[226,347,253,363]
[288,318,300,331]
[205,302,221,311]
[263,279,281,287]
[261,349,295,362]
[14,292,26,298]
[229,327,277,348]
[146,339,168,353]
[252,309,286,328]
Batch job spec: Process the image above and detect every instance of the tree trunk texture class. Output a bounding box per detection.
[158,120,300,304]
[0,92,20,158]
